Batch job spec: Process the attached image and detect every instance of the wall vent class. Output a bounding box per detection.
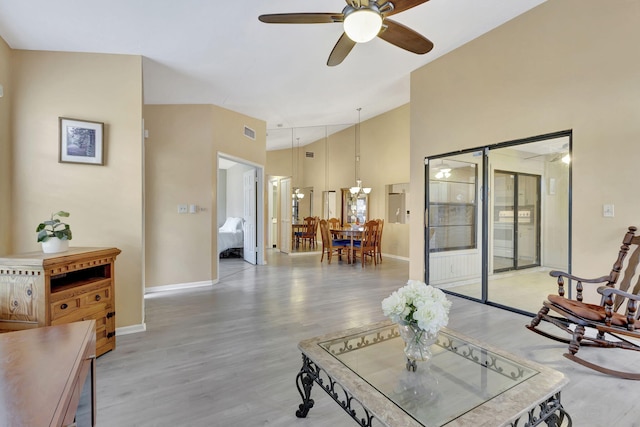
[243,125,256,140]
[305,152,314,158]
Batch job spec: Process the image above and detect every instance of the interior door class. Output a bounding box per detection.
[280,177,292,253]
[243,168,257,264]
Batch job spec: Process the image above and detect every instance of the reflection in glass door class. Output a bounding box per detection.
[426,152,483,301]
[487,134,570,315]
[493,171,540,272]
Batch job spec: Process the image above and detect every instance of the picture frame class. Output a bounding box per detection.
[59,117,104,165]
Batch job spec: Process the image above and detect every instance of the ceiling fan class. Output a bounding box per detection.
[258,0,434,66]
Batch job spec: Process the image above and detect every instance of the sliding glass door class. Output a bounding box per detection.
[426,132,571,315]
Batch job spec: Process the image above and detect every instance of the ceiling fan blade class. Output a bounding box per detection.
[385,0,429,17]
[377,19,433,54]
[327,33,357,66]
[259,13,343,24]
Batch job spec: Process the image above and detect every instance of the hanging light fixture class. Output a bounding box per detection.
[350,108,371,196]
[434,160,451,179]
[292,137,305,199]
[292,188,305,199]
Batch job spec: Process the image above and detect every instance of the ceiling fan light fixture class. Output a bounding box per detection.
[343,7,382,43]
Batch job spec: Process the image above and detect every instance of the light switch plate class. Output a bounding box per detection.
[603,204,614,217]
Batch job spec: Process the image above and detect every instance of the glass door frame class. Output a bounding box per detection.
[425,130,573,314]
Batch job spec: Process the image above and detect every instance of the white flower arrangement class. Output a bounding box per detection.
[382,280,452,335]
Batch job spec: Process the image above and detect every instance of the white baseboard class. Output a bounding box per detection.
[288,250,322,257]
[381,253,409,262]
[117,323,146,336]
[145,280,217,294]
[122,280,218,336]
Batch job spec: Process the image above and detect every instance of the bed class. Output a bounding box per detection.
[218,217,244,257]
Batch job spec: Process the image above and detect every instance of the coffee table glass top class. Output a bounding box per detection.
[316,323,539,426]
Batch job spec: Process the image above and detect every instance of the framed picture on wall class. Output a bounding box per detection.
[59,117,105,165]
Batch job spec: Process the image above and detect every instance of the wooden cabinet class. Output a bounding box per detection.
[0,247,121,357]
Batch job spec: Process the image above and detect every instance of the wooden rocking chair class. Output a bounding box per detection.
[527,226,640,379]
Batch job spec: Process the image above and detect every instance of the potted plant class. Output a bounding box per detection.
[36,211,72,253]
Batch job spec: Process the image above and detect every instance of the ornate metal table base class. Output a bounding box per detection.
[510,392,572,427]
[295,353,571,427]
[296,354,376,426]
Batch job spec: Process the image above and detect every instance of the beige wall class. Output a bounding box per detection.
[144,105,213,288]
[11,50,143,327]
[144,104,266,288]
[410,0,640,279]
[266,104,411,258]
[0,38,11,255]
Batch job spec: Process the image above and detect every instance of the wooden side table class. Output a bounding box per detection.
[0,320,97,426]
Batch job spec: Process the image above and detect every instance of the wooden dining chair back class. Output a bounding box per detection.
[310,216,320,248]
[328,218,341,229]
[526,225,640,379]
[376,219,384,263]
[296,216,318,249]
[319,219,349,264]
[352,220,379,268]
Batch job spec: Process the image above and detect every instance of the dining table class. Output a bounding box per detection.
[330,226,363,264]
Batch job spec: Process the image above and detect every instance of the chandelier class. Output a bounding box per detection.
[292,188,305,199]
[350,108,371,196]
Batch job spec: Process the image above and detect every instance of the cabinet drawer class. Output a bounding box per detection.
[51,285,111,322]
[51,297,81,320]
[80,286,111,309]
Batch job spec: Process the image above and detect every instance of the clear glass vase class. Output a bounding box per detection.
[397,322,438,365]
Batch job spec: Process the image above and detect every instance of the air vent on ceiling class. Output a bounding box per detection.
[243,125,256,140]
[305,152,314,158]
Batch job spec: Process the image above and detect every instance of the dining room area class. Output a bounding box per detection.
[265,110,412,267]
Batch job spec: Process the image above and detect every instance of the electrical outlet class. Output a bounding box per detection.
[177,204,188,214]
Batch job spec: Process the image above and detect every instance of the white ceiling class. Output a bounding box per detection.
[0,0,546,150]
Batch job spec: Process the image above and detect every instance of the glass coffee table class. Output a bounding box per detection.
[295,321,570,426]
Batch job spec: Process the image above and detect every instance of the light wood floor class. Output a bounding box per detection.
[93,251,639,426]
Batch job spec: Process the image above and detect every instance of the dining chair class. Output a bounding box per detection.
[301,216,319,249]
[319,219,349,264]
[376,218,384,263]
[351,220,379,267]
[295,216,313,248]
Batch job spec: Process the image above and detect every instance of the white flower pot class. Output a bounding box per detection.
[41,237,69,254]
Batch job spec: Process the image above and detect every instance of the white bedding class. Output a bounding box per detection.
[218,217,244,254]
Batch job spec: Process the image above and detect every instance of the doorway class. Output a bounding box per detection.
[217,154,265,267]
[492,171,541,272]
